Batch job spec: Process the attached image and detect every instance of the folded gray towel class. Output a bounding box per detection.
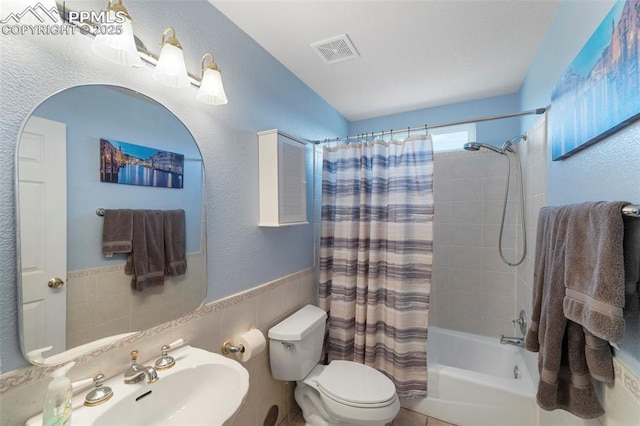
[102,209,133,257]
[163,209,187,276]
[125,210,165,291]
[561,201,627,345]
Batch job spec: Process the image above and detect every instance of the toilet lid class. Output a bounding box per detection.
[317,361,396,405]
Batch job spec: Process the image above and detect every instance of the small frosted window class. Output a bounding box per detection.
[430,123,476,153]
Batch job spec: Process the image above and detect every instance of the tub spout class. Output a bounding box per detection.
[500,335,524,348]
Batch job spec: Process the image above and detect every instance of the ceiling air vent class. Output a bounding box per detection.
[311,34,359,65]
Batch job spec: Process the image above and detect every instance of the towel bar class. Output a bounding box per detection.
[623,204,640,218]
[96,208,105,217]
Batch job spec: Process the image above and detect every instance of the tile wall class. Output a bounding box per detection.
[515,117,547,382]
[430,149,520,337]
[66,253,206,350]
[0,268,317,426]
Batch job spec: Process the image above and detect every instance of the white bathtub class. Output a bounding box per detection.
[402,327,537,426]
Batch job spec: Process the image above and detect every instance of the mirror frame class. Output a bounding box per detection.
[14,84,208,366]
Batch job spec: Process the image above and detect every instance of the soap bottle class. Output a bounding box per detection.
[42,361,75,426]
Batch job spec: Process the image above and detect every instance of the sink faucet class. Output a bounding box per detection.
[124,350,159,384]
[500,335,524,348]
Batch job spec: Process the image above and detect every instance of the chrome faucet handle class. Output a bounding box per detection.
[512,310,527,335]
[84,373,113,407]
[155,338,184,370]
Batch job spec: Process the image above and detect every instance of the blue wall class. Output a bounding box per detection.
[350,94,522,147]
[519,0,640,374]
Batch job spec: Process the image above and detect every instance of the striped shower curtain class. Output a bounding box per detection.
[319,135,434,398]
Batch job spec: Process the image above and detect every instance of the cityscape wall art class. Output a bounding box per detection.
[550,0,640,161]
[100,138,184,189]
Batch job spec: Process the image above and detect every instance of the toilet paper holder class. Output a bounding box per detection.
[221,340,245,355]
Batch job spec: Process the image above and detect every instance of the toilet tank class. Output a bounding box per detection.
[268,304,327,381]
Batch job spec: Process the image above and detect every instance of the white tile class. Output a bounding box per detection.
[130,305,159,331]
[94,316,130,338]
[450,178,482,201]
[482,270,517,294]
[451,289,482,315]
[95,293,130,324]
[67,275,96,306]
[221,295,258,343]
[482,224,517,249]
[95,270,131,299]
[130,285,163,310]
[450,223,482,247]
[451,155,486,178]
[482,247,517,272]
[433,223,450,246]
[433,177,450,202]
[258,283,284,328]
[450,267,483,291]
[282,275,303,313]
[450,246,482,269]
[482,154,509,177]
[434,201,450,223]
[302,270,318,305]
[67,300,96,333]
[483,176,508,200]
[449,201,482,224]
[433,244,450,268]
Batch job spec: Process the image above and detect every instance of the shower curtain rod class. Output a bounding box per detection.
[315,107,548,144]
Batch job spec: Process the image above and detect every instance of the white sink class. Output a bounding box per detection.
[26,345,249,426]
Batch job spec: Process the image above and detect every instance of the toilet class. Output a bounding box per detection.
[268,304,400,426]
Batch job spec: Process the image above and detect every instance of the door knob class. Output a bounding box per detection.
[47,277,64,289]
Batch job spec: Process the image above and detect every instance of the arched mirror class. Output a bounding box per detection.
[16,85,206,366]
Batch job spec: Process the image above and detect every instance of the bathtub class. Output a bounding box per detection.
[402,327,537,426]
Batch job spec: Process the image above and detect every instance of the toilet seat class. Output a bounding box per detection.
[316,361,397,408]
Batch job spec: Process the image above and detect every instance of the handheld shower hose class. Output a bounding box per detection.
[463,135,526,267]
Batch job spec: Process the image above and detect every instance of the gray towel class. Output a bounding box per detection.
[102,209,133,257]
[163,209,187,276]
[561,201,627,345]
[623,215,640,313]
[526,206,605,419]
[125,210,165,291]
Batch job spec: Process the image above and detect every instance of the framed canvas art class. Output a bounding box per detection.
[100,138,184,188]
[550,0,640,160]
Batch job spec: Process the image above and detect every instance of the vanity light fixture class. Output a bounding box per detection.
[52,2,229,104]
[90,0,143,67]
[152,27,190,88]
[196,53,228,105]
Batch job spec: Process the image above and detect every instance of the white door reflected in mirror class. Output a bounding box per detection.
[18,116,67,358]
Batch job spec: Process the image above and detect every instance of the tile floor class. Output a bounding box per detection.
[280,407,456,426]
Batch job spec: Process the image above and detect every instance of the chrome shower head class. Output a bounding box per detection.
[463,142,505,155]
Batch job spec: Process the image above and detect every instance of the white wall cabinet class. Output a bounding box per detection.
[258,129,308,227]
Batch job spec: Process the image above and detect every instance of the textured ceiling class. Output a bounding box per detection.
[210,0,560,121]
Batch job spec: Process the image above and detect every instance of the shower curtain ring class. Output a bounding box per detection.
[408,126,411,137]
